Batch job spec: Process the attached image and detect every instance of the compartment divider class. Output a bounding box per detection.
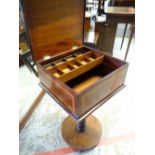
[84,55,93,62]
[44,49,104,82]
[57,69,64,75]
[67,64,75,70]
[74,60,82,66]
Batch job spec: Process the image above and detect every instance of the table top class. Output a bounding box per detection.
[105,7,135,15]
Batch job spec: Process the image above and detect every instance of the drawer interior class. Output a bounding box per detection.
[43,50,104,82]
[66,56,124,93]
[40,48,126,94]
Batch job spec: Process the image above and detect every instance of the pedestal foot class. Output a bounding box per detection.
[61,115,102,151]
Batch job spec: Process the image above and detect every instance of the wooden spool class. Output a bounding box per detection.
[61,115,102,151]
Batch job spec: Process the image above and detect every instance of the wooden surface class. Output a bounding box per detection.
[67,55,128,116]
[110,0,135,7]
[105,7,135,23]
[72,75,102,93]
[20,0,84,61]
[20,0,129,121]
[105,7,135,15]
[61,115,102,151]
[37,47,128,118]
[46,50,104,83]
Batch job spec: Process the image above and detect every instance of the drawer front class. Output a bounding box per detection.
[38,66,76,113]
[78,65,128,116]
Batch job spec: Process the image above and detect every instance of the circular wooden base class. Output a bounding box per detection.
[61,115,102,151]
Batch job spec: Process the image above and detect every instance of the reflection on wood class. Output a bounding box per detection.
[21,0,84,61]
[73,75,102,93]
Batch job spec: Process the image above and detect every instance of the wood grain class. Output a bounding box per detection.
[21,0,84,61]
[72,76,102,93]
[21,0,129,120]
[61,115,102,151]
[37,47,128,118]
[46,50,104,83]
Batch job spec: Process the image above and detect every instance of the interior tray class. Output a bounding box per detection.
[43,50,104,82]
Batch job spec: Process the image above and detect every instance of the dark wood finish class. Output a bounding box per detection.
[20,1,129,151]
[40,81,125,122]
[20,0,85,61]
[21,0,129,119]
[110,0,135,7]
[19,56,24,66]
[105,7,135,23]
[37,46,128,118]
[61,115,102,151]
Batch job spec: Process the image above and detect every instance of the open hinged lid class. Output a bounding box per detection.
[20,0,85,61]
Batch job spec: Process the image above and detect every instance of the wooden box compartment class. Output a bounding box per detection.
[42,48,104,83]
[20,0,129,120]
[38,47,128,118]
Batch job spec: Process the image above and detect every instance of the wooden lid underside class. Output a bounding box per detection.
[21,0,84,61]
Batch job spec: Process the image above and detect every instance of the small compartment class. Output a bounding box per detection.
[85,51,101,61]
[68,60,82,68]
[75,55,91,65]
[73,52,84,57]
[46,65,53,70]
[57,63,74,74]
[50,67,64,78]
[66,62,115,93]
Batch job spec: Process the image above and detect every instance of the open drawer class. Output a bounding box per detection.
[37,47,128,118]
